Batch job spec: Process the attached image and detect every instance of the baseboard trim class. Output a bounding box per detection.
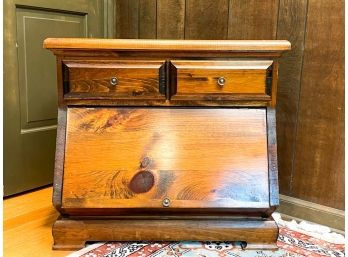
[278,194,345,231]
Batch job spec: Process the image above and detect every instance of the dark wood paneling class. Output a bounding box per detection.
[291,0,344,209]
[228,0,279,39]
[157,0,185,39]
[185,0,229,39]
[115,0,139,38]
[276,0,308,195]
[139,0,157,39]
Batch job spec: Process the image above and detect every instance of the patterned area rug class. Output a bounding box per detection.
[67,215,345,257]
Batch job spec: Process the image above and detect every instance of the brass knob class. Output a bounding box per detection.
[162,198,171,207]
[217,77,226,87]
[110,77,118,86]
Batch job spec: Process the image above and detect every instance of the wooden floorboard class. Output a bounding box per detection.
[4,187,73,257]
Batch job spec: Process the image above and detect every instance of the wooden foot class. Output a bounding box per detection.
[52,216,278,250]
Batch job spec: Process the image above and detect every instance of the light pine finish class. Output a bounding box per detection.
[63,108,269,211]
[4,187,73,257]
[43,38,291,52]
[171,60,272,100]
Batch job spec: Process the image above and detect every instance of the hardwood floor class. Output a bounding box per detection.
[4,187,73,257]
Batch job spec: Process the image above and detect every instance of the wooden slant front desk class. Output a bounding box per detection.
[44,39,290,250]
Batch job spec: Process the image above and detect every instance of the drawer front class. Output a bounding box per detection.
[170,60,273,101]
[63,60,166,100]
[62,107,270,213]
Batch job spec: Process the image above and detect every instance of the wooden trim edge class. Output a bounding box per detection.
[52,107,67,213]
[278,194,345,231]
[267,107,279,209]
[52,216,279,250]
[43,38,291,52]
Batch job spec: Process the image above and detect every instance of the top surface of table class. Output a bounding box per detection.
[43,38,291,52]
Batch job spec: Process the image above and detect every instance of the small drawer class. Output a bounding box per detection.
[169,60,273,101]
[62,60,166,100]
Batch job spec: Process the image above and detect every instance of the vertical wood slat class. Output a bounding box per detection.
[185,0,229,39]
[292,0,344,209]
[276,0,308,195]
[228,0,279,39]
[139,0,157,39]
[115,0,139,38]
[157,0,185,39]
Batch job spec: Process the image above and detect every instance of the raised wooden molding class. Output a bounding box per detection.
[43,38,291,52]
[278,194,345,231]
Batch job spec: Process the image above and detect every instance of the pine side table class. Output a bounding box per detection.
[44,38,290,250]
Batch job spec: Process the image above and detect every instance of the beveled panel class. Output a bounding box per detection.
[62,107,269,213]
[170,60,273,101]
[16,8,86,130]
[63,60,166,100]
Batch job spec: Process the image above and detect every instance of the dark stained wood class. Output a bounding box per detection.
[53,217,278,250]
[157,0,185,39]
[291,0,344,209]
[267,107,279,209]
[63,60,166,100]
[228,0,279,40]
[270,61,279,107]
[139,0,157,39]
[63,98,270,107]
[170,60,272,101]
[63,108,270,212]
[115,0,139,38]
[52,107,67,212]
[45,39,290,250]
[185,0,229,39]
[276,0,308,195]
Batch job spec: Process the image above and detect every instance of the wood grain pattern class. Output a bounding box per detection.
[185,0,229,39]
[157,0,185,39]
[291,0,344,209]
[170,60,272,100]
[267,108,279,208]
[139,0,157,39]
[115,0,139,38]
[63,60,165,100]
[52,107,66,212]
[52,216,278,250]
[276,0,308,195]
[44,39,291,249]
[4,187,73,256]
[228,0,279,40]
[43,38,291,52]
[62,108,270,212]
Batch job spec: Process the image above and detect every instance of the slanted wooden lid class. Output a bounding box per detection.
[43,38,291,52]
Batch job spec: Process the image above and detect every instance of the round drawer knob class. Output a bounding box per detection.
[110,77,118,86]
[217,77,226,87]
[162,198,171,207]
